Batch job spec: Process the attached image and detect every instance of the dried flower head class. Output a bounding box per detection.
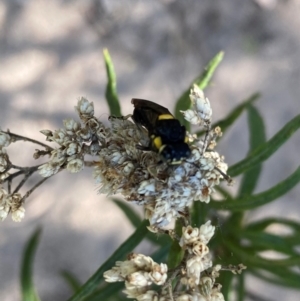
[93,87,229,227]
[14,86,230,227]
[181,85,212,126]
[104,221,230,301]
[0,150,9,173]
[38,98,106,177]
[0,131,11,148]
[0,186,25,222]
[180,221,215,250]
[104,253,168,299]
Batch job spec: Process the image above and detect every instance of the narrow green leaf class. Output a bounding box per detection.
[146,231,173,247]
[151,244,171,263]
[111,198,167,246]
[239,104,266,196]
[175,51,224,128]
[67,220,149,301]
[196,93,260,137]
[224,239,300,267]
[61,270,82,293]
[214,186,233,199]
[168,220,184,268]
[103,48,121,116]
[250,267,300,289]
[112,198,142,228]
[226,212,244,230]
[245,218,300,246]
[83,283,123,301]
[228,114,300,177]
[237,274,245,301]
[218,272,234,301]
[284,234,300,245]
[211,166,300,211]
[167,240,183,269]
[240,231,296,255]
[21,227,42,301]
[245,218,300,233]
[225,104,264,239]
[191,201,208,227]
[246,291,277,301]
[246,104,266,151]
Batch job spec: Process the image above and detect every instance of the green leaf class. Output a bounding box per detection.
[83,283,123,301]
[151,243,171,263]
[246,104,266,151]
[112,198,142,228]
[67,220,149,301]
[146,231,173,248]
[218,272,234,301]
[237,274,245,301]
[175,51,224,129]
[61,270,82,293]
[245,218,300,233]
[228,114,300,177]
[167,240,183,269]
[167,220,184,269]
[240,231,296,255]
[211,166,300,211]
[191,201,208,227]
[250,267,300,289]
[224,239,300,267]
[245,218,300,246]
[103,48,121,116]
[239,104,266,196]
[196,93,260,137]
[214,186,233,199]
[20,227,41,301]
[111,198,168,246]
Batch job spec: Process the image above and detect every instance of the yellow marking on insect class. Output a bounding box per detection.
[170,160,182,165]
[158,144,166,154]
[158,114,174,120]
[184,136,189,143]
[153,136,162,150]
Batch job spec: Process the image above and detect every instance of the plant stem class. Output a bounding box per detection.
[5,131,53,150]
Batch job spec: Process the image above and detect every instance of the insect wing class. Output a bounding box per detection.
[131,98,172,115]
[131,99,173,133]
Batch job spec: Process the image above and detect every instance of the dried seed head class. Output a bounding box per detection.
[0,132,11,148]
[94,115,228,227]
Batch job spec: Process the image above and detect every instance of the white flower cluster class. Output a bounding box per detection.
[181,85,212,126]
[141,144,228,226]
[38,97,106,177]
[94,86,228,227]
[1,88,227,226]
[104,222,225,301]
[0,131,11,177]
[179,221,216,289]
[0,132,25,222]
[104,253,168,300]
[94,119,227,226]
[173,288,224,301]
[0,186,25,222]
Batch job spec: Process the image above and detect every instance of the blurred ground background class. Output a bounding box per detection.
[0,0,300,300]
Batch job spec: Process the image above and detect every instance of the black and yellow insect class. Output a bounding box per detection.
[131,98,191,164]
